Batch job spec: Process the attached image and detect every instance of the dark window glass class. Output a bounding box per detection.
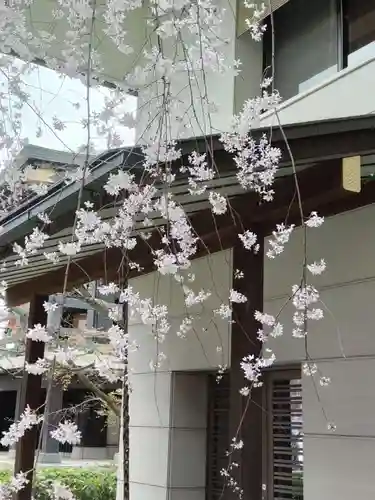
[206,373,230,500]
[263,0,338,99]
[347,0,375,66]
[265,370,303,500]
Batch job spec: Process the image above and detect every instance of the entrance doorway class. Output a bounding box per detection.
[0,391,17,451]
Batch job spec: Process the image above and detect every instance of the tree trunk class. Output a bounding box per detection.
[116,367,129,500]
[116,296,129,500]
[14,295,48,500]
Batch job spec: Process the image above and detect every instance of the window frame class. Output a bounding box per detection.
[337,0,349,70]
[262,0,374,91]
[206,372,230,500]
[262,367,303,500]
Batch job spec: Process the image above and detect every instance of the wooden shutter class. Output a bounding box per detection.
[265,369,303,500]
[237,0,291,36]
[206,373,230,500]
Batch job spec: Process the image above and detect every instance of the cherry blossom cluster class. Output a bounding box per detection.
[26,323,52,343]
[25,357,50,375]
[240,350,276,388]
[222,112,282,200]
[180,152,215,195]
[95,358,123,383]
[107,324,131,361]
[291,283,323,338]
[120,285,169,327]
[238,230,259,252]
[220,464,243,499]
[303,362,331,388]
[254,310,283,341]
[229,289,247,304]
[220,439,246,499]
[50,420,81,445]
[0,472,29,500]
[153,196,198,274]
[244,2,267,41]
[13,228,49,267]
[0,405,43,448]
[51,482,76,500]
[176,316,193,338]
[266,223,295,259]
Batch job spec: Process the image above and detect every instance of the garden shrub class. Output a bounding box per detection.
[0,467,116,500]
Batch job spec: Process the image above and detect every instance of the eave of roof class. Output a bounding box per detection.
[3,113,375,241]
[2,114,375,301]
[0,146,142,247]
[14,144,89,171]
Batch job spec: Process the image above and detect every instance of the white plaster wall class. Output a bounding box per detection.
[135,0,238,143]
[264,204,375,362]
[233,31,263,114]
[260,56,375,128]
[27,0,150,87]
[128,250,231,500]
[264,203,375,500]
[138,14,375,141]
[302,358,375,500]
[128,372,208,500]
[128,249,232,374]
[106,415,120,458]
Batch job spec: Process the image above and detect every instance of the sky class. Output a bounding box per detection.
[0,57,137,158]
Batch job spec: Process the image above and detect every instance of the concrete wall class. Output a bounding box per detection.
[127,250,232,500]
[260,54,375,128]
[128,249,232,373]
[106,415,120,459]
[27,0,150,87]
[135,0,238,143]
[270,0,338,100]
[264,204,375,500]
[233,30,263,114]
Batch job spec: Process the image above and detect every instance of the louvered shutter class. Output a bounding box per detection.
[206,373,230,500]
[266,370,303,500]
[237,0,291,37]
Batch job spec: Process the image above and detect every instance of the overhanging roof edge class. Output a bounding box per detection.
[0,147,130,248]
[1,114,375,251]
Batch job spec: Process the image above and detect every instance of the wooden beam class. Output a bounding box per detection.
[197,120,375,176]
[252,158,363,230]
[308,176,375,221]
[183,115,375,164]
[15,295,48,500]
[264,117,375,164]
[228,229,264,500]
[8,155,375,306]
[6,248,123,307]
[6,207,240,306]
[2,117,375,257]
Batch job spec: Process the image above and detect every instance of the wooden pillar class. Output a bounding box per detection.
[15,294,48,500]
[116,296,129,500]
[40,295,63,462]
[39,383,63,463]
[228,230,264,500]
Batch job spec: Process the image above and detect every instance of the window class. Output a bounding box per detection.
[0,391,17,451]
[206,373,230,500]
[60,308,88,341]
[264,369,303,500]
[61,308,87,329]
[262,0,375,100]
[263,0,338,100]
[347,0,375,66]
